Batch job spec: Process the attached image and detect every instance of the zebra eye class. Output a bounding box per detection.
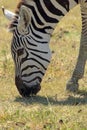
[17,48,24,56]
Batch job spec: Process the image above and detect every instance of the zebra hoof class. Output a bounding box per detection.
[66,80,79,92]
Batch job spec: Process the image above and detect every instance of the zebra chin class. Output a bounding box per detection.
[15,76,41,97]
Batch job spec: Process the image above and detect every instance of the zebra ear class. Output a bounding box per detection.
[17,5,31,34]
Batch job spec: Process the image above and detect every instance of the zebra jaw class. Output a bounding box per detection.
[2,6,16,20]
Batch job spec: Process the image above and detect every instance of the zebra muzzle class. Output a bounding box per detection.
[15,76,41,97]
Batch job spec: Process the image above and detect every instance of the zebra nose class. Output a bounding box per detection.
[15,76,23,89]
[15,76,41,97]
[15,76,25,96]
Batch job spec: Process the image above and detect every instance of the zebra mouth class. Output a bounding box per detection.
[15,76,41,97]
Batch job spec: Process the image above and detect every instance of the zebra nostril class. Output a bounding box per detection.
[15,76,24,95]
[15,76,27,97]
[15,76,22,87]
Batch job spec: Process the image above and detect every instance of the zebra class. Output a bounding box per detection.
[2,0,87,97]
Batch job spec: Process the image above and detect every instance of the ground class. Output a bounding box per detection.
[0,1,87,130]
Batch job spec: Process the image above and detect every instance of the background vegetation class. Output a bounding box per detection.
[0,1,87,130]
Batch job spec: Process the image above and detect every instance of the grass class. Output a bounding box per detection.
[0,1,87,130]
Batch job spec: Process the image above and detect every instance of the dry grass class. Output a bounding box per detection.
[0,1,87,130]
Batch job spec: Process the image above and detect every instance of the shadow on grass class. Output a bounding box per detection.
[14,90,87,106]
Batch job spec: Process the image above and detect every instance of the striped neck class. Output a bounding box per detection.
[22,0,78,42]
[9,0,78,35]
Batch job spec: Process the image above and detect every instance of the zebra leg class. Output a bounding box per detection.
[66,1,87,92]
[66,45,86,92]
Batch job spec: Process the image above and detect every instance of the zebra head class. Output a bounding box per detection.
[2,4,51,97]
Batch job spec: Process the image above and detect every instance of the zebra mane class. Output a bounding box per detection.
[9,0,27,30]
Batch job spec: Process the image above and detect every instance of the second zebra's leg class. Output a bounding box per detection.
[66,45,86,92]
[66,1,87,92]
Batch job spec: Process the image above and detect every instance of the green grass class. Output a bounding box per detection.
[0,1,87,130]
